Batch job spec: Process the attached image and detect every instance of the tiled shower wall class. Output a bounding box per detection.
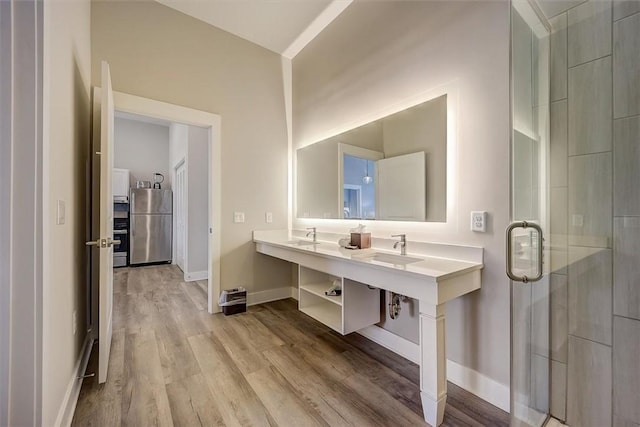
[547,0,640,425]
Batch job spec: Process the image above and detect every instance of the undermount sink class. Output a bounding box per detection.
[357,252,424,265]
[286,240,320,246]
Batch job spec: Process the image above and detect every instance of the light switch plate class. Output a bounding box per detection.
[233,212,245,223]
[56,200,66,225]
[265,212,273,223]
[471,211,487,232]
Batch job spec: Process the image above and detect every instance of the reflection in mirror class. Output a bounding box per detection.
[343,156,376,219]
[296,94,447,222]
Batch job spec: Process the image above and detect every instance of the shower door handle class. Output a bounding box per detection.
[506,221,544,283]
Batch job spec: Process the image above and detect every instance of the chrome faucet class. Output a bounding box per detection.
[392,234,407,255]
[306,227,317,242]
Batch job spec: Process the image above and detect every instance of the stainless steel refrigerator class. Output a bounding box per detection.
[129,188,172,265]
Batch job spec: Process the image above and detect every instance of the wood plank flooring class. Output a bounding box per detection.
[72,264,509,427]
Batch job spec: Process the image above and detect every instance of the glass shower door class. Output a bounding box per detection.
[510,1,551,426]
[511,0,640,425]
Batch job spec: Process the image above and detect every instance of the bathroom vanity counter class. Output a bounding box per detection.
[253,229,483,426]
[253,229,483,304]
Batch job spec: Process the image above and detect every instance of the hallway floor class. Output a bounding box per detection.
[72,264,509,426]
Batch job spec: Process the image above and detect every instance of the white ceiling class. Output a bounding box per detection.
[155,0,352,58]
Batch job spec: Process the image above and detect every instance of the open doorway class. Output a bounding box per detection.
[91,90,221,327]
[111,113,210,284]
[112,112,172,269]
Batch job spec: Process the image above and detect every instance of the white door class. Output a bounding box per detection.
[87,61,115,384]
[376,152,426,221]
[175,162,186,271]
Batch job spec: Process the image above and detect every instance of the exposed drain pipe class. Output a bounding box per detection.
[388,291,409,319]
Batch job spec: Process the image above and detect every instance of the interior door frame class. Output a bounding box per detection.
[109,91,222,314]
[173,159,187,272]
[1,0,44,424]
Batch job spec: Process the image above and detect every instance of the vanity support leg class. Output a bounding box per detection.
[419,302,447,426]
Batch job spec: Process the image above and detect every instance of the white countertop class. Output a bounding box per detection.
[253,230,483,282]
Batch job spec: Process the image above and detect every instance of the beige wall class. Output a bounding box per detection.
[296,140,340,218]
[42,0,92,424]
[92,0,292,293]
[186,125,210,275]
[382,95,447,222]
[293,1,511,386]
[114,117,171,188]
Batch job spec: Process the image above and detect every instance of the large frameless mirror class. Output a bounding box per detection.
[296,94,447,222]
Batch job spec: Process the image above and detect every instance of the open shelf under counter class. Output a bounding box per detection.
[299,302,342,334]
[299,282,342,306]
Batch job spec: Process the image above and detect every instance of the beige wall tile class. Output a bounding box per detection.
[539,0,588,20]
[568,0,612,66]
[512,282,532,406]
[552,247,569,275]
[551,101,568,187]
[549,187,569,274]
[551,273,569,362]
[531,353,550,412]
[614,13,640,118]
[567,335,612,427]
[614,117,640,216]
[614,316,640,424]
[551,360,567,421]
[532,279,550,357]
[550,14,568,101]
[568,153,612,248]
[568,57,612,155]
[614,217,640,320]
[551,187,568,251]
[568,246,613,345]
[613,0,640,20]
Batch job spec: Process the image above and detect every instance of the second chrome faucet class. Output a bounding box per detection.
[306,227,317,242]
[392,234,407,255]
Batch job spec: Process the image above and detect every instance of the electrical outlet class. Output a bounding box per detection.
[471,211,487,232]
[72,310,77,335]
[233,212,245,223]
[265,212,273,223]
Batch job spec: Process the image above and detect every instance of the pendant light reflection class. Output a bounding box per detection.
[363,160,373,184]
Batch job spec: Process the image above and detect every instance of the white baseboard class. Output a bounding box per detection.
[356,325,510,413]
[184,270,207,282]
[54,334,93,427]
[247,286,297,306]
[446,359,510,413]
[290,286,298,301]
[357,325,420,364]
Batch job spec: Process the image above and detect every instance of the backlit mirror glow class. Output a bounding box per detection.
[296,94,447,222]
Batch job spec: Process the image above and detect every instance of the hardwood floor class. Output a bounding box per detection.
[72,265,509,427]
